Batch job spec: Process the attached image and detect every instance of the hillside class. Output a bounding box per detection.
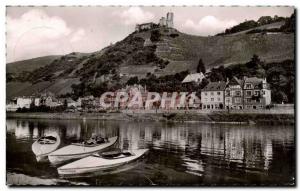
[6,20,295,100]
[152,28,294,73]
[7,55,61,75]
[228,21,285,36]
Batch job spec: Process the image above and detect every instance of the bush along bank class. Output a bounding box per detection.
[207,113,294,125]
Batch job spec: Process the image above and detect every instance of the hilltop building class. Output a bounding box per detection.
[135,22,157,32]
[159,12,174,28]
[136,12,174,32]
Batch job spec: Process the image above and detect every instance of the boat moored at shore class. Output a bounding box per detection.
[57,149,149,176]
[48,136,118,165]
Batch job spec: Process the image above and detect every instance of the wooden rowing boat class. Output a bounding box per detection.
[32,133,61,162]
[48,136,118,165]
[57,149,148,175]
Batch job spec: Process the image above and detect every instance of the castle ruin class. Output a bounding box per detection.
[136,12,174,32]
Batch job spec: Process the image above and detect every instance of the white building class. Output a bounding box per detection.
[6,104,18,112]
[66,98,82,108]
[182,73,205,84]
[34,98,41,107]
[201,81,227,110]
[44,96,62,108]
[16,97,33,109]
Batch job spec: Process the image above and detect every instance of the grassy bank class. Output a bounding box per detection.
[6,111,294,125]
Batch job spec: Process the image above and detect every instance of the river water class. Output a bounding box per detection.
[6,118,295,186]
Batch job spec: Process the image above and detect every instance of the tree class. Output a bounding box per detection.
[197,59,206,73]
[280,12,295,32]
[63,99,68,108]
[150,30,161,42]
[127,76,139,85]
[246,54,261,69]
[257,16,273,25]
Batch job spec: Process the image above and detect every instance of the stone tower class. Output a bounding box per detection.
[166,12,174,28]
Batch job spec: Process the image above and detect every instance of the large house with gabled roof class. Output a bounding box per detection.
[201,81,227,110]
[225,77,244,109]
[243,77,271,109]
[201,76,271,110]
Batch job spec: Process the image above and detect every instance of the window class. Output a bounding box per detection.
[207,105,210,109]
[211,98,214,101]
[255,91,260,96]
[226,90,230,96]
[217,91,221,95]
[246,98,252,103]
[235,97,241,103]
[204,92,208,96]
[218,98,221,101]
[211,92,214,96]
[235,91,241,96]
[226,98,230,103]
[246,91,251,96]
[262,90,265,95]
[203,105,206,109]
[245,83,252,89]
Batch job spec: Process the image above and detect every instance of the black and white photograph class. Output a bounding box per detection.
[5,6,295,186]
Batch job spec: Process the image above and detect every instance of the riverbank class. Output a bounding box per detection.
[6,110,295,125]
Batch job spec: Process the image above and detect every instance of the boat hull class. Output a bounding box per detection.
[32,134,61,162]
[48,136,118,165]
[57,149,148,175]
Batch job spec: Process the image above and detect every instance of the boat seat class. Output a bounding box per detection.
[122,152,132,156]
[37,136,56,144]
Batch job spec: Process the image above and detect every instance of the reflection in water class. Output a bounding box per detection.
[6,119,295,186]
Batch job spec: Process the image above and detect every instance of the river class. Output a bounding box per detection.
[6,118,295,186]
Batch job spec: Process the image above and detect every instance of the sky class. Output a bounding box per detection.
[6,6,294,63]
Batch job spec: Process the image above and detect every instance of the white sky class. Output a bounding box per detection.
[6,6,294,62]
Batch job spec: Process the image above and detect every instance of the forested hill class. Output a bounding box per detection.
[6,13,295,102]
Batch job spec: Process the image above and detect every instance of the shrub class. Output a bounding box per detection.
[170,33,179,38]
[150,30,161,42]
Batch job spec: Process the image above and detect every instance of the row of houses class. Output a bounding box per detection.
[201,77,271,110]
[6,76,271,112]
[6,93,82,112]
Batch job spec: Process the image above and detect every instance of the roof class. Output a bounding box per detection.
[202,81,227,91]
[182,73,205,83]
[137,22,155,26]
[244,77,263,88]
[228,77,243,86]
